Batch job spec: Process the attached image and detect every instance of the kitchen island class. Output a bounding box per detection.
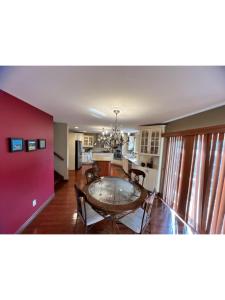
[92,152,114,176]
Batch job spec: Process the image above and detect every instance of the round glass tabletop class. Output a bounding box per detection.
[88,176,141,205]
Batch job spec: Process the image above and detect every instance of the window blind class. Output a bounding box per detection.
[163,132,225,234]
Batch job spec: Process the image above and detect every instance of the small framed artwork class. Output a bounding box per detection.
[26,140,37,152]
[38,139,46,149]
[9,138,24,152]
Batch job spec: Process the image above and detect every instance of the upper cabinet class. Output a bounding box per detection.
[75,133,84,142]
[83,135,94,147]
[140,130,149,154]
[140,125,165,155]
[150,130,160,155]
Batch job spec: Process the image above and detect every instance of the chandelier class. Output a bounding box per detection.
[96,128,109,144]
[96,110,129,149]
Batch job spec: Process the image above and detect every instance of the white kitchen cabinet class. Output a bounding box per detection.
[140,125,164,155]
[74,133,84,142]
[136,125,166,191]
[122,156,159,191]
[83,135,94,147]
[122,125,165,192]
[132,163,158,192]
[82,152,93,163]
[150,130,160,155]
[140,130,149,154]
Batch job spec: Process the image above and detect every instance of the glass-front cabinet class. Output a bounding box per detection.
[88,136,93,147]
[150,130,160,154]
[140,126,163,155]
[140,130,149,153]
[83,135,94,147]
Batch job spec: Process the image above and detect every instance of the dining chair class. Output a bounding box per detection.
[118,190,156,234]
[128,168,146,186]
[74,184,104,233]
[85,167,100,184]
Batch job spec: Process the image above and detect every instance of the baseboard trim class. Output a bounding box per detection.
[16,193,55,234]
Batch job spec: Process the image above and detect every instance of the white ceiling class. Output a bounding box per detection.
[1,66,225,133]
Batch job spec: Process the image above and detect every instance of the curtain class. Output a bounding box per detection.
[163,132,225,234]
[185,134,206,232]
[207,133,225,233]
[163,136,183,208]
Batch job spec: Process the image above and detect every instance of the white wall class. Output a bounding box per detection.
[122,133,128,155]
[68,132,84,170]
[54,122,69,180]
[134,132,140,154]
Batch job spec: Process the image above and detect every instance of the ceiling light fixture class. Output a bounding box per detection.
[108,110,129,149]
[95,110,129,149]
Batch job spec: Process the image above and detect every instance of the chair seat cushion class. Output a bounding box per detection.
[119,208,149,233]
[85,203,104,226]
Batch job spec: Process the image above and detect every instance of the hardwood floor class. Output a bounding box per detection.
[23,164,194,234]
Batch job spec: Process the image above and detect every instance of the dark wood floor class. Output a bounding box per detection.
[23,165,194,234]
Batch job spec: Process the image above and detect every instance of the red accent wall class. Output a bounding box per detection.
[0,90,54,233]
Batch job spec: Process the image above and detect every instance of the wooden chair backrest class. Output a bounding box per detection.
[85,167,100,184]
[74,184,87,224]
[140,189,156,233]
[144,190,156,217]
[129,168,146,186]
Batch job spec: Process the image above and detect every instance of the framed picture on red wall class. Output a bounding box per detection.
[38,139,46,149]
[8,138,24,152]
[26,140,37,152]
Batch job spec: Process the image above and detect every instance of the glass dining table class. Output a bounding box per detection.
[83,176,148,231]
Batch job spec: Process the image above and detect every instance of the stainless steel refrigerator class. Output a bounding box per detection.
[75,140,82,170]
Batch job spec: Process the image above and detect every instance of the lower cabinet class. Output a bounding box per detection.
[82,152,92,163]
[132,163,158,192]
[122,158,159,191]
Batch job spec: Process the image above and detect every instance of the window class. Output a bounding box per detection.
[163,130,225,234]
[163,136,183,208]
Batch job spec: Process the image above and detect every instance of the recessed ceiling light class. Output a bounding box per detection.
[74,126,79,129]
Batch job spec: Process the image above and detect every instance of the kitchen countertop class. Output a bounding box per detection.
[123,155,157,171]
[123,155,141,166]
[92,152,114,161]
